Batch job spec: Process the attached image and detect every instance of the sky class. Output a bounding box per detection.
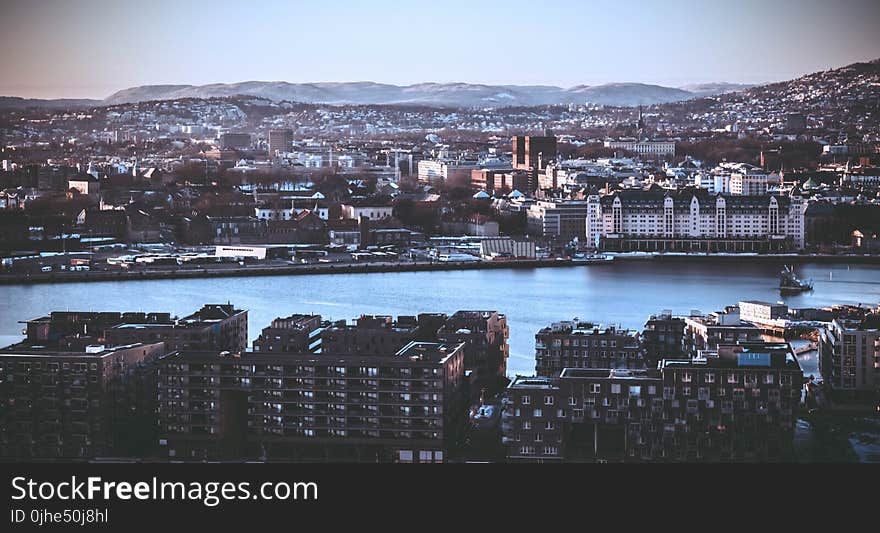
[1,0,879,99]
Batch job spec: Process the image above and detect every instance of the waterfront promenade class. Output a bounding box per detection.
[2,253,880,285]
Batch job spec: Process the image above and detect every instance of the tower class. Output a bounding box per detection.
[637,105,645,139]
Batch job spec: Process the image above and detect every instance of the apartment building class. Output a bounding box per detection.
[535,320,643,377]
[684,306,763,352]
[104,304,248,354]
[436,310,509,379]
[819,314,880,400]
[642,312,687,362]
[503,341,803,462]
[253,314,323,354]
[0,342,167,459]
[156,341,468,462]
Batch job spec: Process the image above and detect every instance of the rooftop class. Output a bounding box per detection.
[0,342,160,358]
[395,341,460,363]
[660,342,801,371]
[508,375,559,390]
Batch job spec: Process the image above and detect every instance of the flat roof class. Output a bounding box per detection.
[0,342,159,358]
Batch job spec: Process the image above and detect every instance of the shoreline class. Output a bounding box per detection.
[1,253,878,285]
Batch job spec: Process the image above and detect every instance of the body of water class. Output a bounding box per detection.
[1,261,878,376]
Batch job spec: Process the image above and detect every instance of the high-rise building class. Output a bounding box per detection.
[512,135,557,171]
[267,129,293,156]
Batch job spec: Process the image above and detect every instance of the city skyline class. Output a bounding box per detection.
[1,0,879,99]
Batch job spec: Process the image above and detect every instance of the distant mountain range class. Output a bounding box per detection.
[0,80,755,110]
[99,81,752,108]
[0,96,102,109]
[5,59,878,110]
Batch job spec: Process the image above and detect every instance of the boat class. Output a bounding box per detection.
[572,253,615,264]
[779,265,813,292]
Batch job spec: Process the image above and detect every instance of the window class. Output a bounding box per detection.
[523,420,531,430]
[705,372,715,383]
[419,451,433,462]
[521,395,531,405]
[611,383,621,394]
[533,409,543,417]
[398,450,413,463]
[590,383,601,394]
[569,396,577,406]
[545,421,555,430]
[544,395,554,405]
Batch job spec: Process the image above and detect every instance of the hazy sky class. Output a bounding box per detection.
[2,0,879,99]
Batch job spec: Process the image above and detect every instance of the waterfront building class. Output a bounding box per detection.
[104,304,248,353]
[527,199,590,241]
[156,341,468,462]
[253,314,323,354]
[321,315,428,356]
[479,237,536,260]
[503,341,803,462]
[739,300,789,325]
[819,314,880,400]
[642,312,686,363]
[586,188,806,252]
[437,311,509,380]
[684,306,763,353]
[535,320,643,377]
[0,342,167,459]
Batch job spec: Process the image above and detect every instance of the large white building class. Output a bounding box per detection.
[603,139,676,157]
[586,188,806,251]
[417,160,479,186]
